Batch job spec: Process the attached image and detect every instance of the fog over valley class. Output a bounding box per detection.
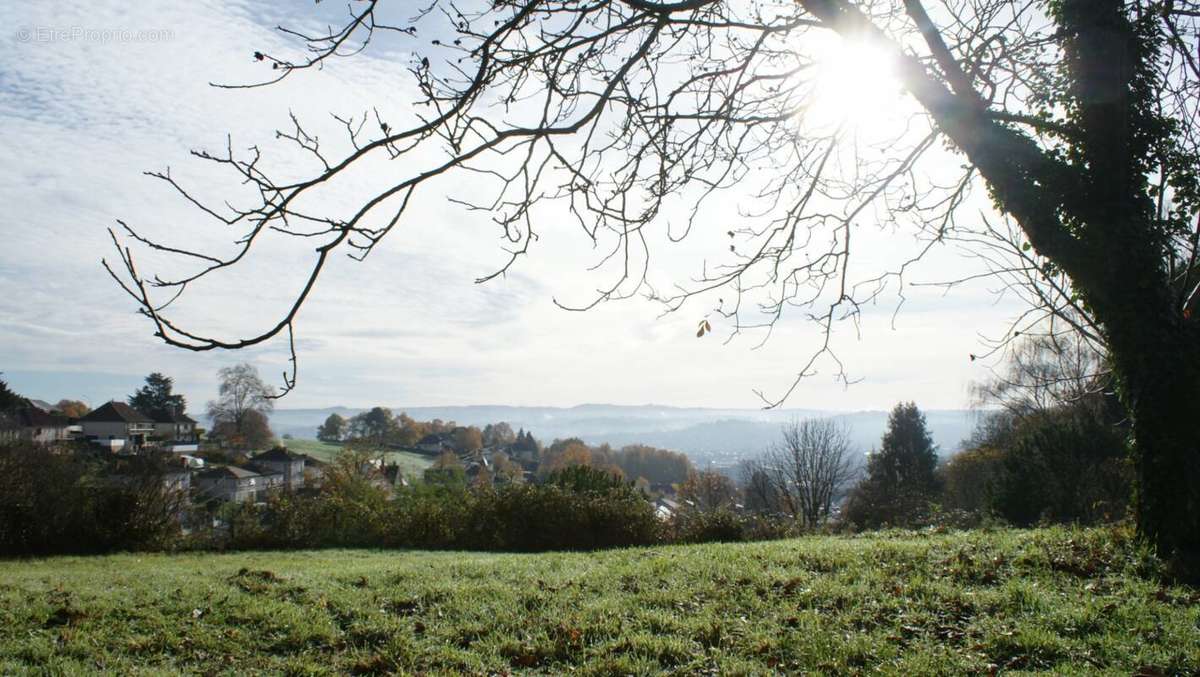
[267,404,978,467]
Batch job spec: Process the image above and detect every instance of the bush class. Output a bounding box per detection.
[667,508,747,543]
[451,467,660,551]
[390,483,472,548]
[545,465,627,493]
[211,459,662,553]
[990,409,1130,526]
[219,451,398,550]
[3,443,823,556]
[465,481,660,551]
[939,445,1007,517]
[841,480,936,530]
[0,443,184,556]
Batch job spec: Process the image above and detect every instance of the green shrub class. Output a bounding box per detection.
[462,479,660,551]
[939,445,1007,517]
[0,442,184,555]
[668,508,746,543]
[546,464,627,493]
[214,457,662,552]
[391,483,472,548]
[944,409,1131,528]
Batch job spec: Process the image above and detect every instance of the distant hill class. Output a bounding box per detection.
[268,404,980,466]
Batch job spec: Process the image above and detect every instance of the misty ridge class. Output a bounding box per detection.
[267,404,978,465]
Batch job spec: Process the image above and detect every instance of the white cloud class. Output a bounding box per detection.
[0,0,1027,412]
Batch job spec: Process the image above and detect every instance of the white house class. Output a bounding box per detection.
[79,401,155,451]
[148,409,199,452]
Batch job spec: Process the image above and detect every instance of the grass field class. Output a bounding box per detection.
[283,438,432,478]
[1,527,1196,675]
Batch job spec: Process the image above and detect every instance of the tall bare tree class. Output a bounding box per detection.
[762,418,856,526]
[206,363,275,448]
[970,328,1118,423]
[106,1,1200,573]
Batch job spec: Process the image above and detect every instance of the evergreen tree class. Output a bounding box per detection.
[844,402,939,527]
[128,372,187,418]
[874,402,938,494]
[0,376,27,413]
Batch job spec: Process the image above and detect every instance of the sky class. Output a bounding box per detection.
[0,0,1027,413]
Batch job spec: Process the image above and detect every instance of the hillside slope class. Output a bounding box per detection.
[283,439,432,477]
[1,528,1195,674]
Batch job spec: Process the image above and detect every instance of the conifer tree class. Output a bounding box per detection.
[128,372,187,418]
[845,402,939,527]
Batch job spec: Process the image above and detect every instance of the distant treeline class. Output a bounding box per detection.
[534,438,692,486]
[320,407,693,486]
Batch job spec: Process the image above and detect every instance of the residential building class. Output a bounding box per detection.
[193,465,283,503]
[296,454,327,486]
[251,447,306,489]
[148,409,198,451]
[0,407,72,444]
[164,469,192,495]
[102,467,192,494]
[415,432,455,454]
[79,401,155,451]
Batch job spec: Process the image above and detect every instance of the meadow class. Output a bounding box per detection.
[1,526,1197,675]
[283,439,432,478]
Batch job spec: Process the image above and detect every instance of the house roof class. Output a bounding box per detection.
[80,401,154,424]
[27,399,55,413]
[15,407,68,428]
[245,463,284,478]
[418,432,455,445]
[296,454,327,467]
[197,465,260,480]
[148,409,197,424]
[253,447,302,462]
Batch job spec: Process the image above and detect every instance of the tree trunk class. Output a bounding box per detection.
[1113,319,1200,579]
[812,0,1200,575]
[1083,212,1200,574]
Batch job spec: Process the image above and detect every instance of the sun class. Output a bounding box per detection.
[804,35,904,133]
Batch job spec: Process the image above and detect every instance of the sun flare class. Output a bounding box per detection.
[806,36,904,132]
